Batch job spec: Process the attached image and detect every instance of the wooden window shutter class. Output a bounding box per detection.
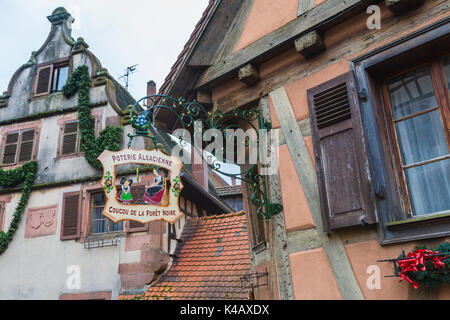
[34,65,53,97]
[18,129,35,163]
[307,72,376,231]
[61,122,79,155]
[127,186,148,232]
[2,132,19,165]
[61,192,82,240]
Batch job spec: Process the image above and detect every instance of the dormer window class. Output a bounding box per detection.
[51,64,69,92]
[33,59,70,97]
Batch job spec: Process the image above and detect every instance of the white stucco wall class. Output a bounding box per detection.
[0,185,143,299]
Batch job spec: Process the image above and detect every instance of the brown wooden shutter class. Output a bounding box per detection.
[2,132,19,165]
[34,65,53,97]
[61,122,79,155]
[127,186,148,232]
[61,192,82,240]
[18,129,35,163]
[307,72,377,231]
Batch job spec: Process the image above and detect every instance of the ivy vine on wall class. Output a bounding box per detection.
[0,161,38,255]
[62,65,123,170]
[0,65,123,255]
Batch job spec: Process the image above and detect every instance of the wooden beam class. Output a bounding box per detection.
[269,87,364,300]
[294,30,326,58]
[297,0,315,15]
[213,0,448,114]
[385,0,425,14]
[196,89,213,107]
[197,0,370,89]
[238,63,259,86]
[259,96,295,300]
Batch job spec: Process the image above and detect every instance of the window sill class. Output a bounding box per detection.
[84,232,124,242]
[31,91,63,101]
[82,232,124,249]
[381,211,450,245]
[386,210,450,227]
[57,153,83,160]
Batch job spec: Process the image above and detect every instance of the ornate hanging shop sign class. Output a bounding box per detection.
[98,148,183,224]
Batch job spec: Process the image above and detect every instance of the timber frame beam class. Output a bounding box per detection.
[196,0,375,90]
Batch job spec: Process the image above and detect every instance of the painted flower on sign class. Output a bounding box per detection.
[172,176,182,197]
[103,171,114,193]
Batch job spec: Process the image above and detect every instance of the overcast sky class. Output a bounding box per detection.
[0,0,210,100]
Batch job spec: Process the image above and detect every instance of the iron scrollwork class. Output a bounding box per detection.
[127,94,283,221]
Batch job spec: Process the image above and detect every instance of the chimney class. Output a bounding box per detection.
[231,177,236,186]
[147,80,156,107]
[147,80,156,96]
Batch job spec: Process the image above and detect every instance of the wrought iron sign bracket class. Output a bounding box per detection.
[127,94,283,221]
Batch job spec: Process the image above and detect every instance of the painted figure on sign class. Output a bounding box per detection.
[118,177,133,203]
[143,167,165,205]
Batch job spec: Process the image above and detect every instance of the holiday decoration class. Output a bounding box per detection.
[0,161,38,255]
[62,65,123,170]
[379,242,450,289]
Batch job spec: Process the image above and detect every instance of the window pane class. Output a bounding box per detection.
[93,193,105,207]
[92,206,104,220]
[51,68,58,92]
[92,219,107,234]
[109,221,123,232]
[442,55,450,92]
[405,159,450,215]
[56,66,69,91]
[394,110,448,165]
[91,193,106,234]
[387,65,437,119]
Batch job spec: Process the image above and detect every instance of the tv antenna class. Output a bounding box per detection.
[119,64,138,91]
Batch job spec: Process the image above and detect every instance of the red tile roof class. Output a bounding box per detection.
[120,212,252,300]
[158,0,217,95]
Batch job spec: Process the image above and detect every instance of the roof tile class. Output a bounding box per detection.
[119,211,251,300]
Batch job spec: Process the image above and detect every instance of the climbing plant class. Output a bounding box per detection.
[62,65,123,170]
[0,161,38,255]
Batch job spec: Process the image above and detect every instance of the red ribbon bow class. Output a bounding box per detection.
[397,249,446,289]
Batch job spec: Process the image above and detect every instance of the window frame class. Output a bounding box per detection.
[32,57,71,99]
[89,190,123,236]
[381,58,450,219]
[351,18,450,244]
[51,62,70,93]
[57,112,101,159]
[0,124,40,168]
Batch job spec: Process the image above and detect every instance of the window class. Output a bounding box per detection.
[33,59,69,97]
[243,181,266,250]
[90,192,123,234]
[51,64,69,93]
[59,118,96,157]
[1,128,37,166]
[383,61,449,217]
[350,20,450,244]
